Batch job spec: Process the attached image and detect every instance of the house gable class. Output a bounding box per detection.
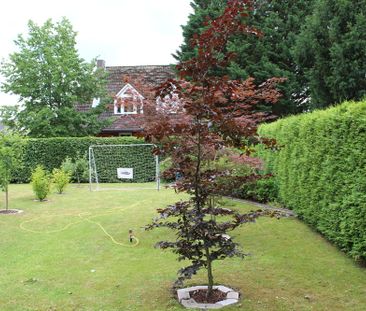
[114,83,144,115]
[85,62,177,136]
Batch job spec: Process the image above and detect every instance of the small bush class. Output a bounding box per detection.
[254,177,279,202]
[31,166,51,201]
[61,157,74,177]
[73,154,88,184]
[52,168,70,194]
[61,154,88,184]
[233,176,278,203]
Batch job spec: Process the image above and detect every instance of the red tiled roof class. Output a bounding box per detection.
[103,114,145,132]
[76,64,176,133]
[106,65,175,96]
[102,113,186,133]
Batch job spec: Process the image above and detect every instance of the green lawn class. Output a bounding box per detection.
[0,184,365,311]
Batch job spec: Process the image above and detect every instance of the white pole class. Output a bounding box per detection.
[88,147,92,192]
[156,154,160,191]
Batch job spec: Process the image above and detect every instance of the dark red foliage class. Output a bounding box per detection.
[142,0,285,294]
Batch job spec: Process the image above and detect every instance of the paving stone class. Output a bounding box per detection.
[201,303,222,309]
[216,298,238,307]
[178,285,240,309]
[215,285,234,293]
[180,299,196,308]
[177,289,190,301]
[186,285,208,292]
[226,291,239,299]
[181,300,222,309]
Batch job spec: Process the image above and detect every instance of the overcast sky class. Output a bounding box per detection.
[0,0,193,106]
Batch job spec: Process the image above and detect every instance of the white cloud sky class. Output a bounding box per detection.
[0,0,193,106]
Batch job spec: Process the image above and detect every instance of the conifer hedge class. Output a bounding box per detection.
[258,101,366,261]
[13,137,145,183]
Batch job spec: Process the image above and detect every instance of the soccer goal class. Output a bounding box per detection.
[89,144,160,191]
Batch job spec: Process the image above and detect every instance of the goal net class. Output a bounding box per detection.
[89,144,160,191]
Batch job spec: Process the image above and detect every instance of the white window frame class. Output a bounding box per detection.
[114,83,144,115]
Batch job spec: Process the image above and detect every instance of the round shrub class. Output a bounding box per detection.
[31,166,51,201]
[233,176,278,203]
[61,154,88,184]
[52,168,70,194]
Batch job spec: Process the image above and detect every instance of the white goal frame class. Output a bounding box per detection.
[88,144,160,191]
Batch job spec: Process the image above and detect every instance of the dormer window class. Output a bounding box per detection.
[114,83,144,115]
[156,83,182,114]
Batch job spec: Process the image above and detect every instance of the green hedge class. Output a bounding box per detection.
[258,101,366,261]
[13,137,147,183]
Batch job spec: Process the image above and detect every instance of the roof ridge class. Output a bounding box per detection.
[106,65,173,69]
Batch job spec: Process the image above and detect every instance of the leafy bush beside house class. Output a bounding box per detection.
[258,100,366,261]
[12,137,144,183]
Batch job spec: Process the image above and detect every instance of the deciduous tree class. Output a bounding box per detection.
[0,132,23,211]
[144,0,285,299]
[0,18,110,137]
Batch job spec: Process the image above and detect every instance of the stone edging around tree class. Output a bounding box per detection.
[0,209,24,215]
[177,285,239,309]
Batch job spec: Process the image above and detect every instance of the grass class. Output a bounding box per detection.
[0,184,365,311]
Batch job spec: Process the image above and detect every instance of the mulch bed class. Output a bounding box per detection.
[0,209,22,215]
[189,289,226,304]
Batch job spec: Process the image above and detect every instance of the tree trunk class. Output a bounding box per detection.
[205,246,214,298]
[5,185,9,211]
[195,126,202,211]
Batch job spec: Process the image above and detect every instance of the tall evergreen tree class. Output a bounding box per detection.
[294,0,366,109]
[174,0,227,63]
[175,0,315,115]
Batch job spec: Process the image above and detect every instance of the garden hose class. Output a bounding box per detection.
[19,202,143,248]
[19,213,83,234]
[78,212,139,247]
